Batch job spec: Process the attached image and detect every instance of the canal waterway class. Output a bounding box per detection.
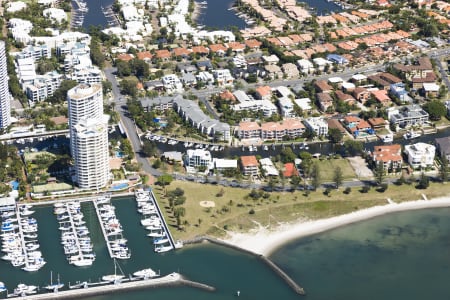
[11,127,450,161]
[82,0,114,29]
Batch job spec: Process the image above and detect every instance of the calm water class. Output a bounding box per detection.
[82,0,114,28]
[298,0,342,15]
[195,0,246,30]
[4,198,450,299]
[271,207,450,300]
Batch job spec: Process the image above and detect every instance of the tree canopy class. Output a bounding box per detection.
[423,100,446,121]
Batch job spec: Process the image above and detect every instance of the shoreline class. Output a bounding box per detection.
[222,195,450,256]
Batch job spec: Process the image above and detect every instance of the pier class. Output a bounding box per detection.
[184,236,306,295]
[15,205,30,269]
[148,189,177,250]
[6,273,215,299]
[92,197,114,258]
[63,202,84,262]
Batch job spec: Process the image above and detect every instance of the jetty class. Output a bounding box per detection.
[92,196,114,258]
[184,236,306,295]
[6,273,215,299]
[148,189,177,250]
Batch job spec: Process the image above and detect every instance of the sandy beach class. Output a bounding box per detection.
[223,195,450,256]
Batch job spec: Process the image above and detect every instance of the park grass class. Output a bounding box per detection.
[314,158,356,181]
[32,182,73,193]
[153,180,450,241]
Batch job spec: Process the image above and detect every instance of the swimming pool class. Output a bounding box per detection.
[109,183,129,191]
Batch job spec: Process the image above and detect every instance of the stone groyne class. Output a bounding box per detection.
[183,236,306,295]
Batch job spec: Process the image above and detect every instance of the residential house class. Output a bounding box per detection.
[435,136,450,162]
[326,54,348,65]
[262,54,280,65]
[371,89,392,106]
[312,57,332,71]
[404,142,435,169]
[343,115,374,137]
[315,80,333,93]
[237,121,261,139]
[245,39,262,51]
[422,82,440,97]
[255,85,272,101]
[240,155,259,176]
[213,69,234,86]
[219,90,236,102]
[388,105,429,128]
[294,98,313,112]
[390,83,409,103]
[260,158,278,177]
[335,90,356,105]
[353,86,371,104]
[297,59,315,74]
[316,92,334,112]
[304,117,328,136]
[264,64,283,79]
[283,163,299,178]
[196,59,213,71]
[162,74,183,93]
[184,149,212,168]
[327,118,346,134]
[140,95,175,112]
[371,144,403,170]
[233,100,278,117]
[260,119,305,141]
[282,63,299,78]
[214,158,238,172]
[368,117,386,129]
[208,44,227,56]
[154,49,171,61]
[278,97,295,117]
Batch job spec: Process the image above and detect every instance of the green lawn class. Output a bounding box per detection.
[32,182,73,193]
[314,158,356,181]
[153,179,450,241]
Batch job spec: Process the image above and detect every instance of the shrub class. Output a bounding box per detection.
[361,185,370,193]
[249,209,255,215]
[344,187,351,194]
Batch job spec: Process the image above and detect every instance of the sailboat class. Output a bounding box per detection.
[44,271,64,291]
[101,258,125,283]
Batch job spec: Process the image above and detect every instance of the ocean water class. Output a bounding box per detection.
[4,199,450,300]
[271,207,450,300]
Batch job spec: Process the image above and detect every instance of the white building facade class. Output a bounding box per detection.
[0,41,10,129]
[72,116,110,189]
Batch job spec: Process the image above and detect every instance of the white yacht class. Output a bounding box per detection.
[0,282,6,292]
[403,130,421,140]
[14,283,37,295]
[133,268,159,278]
[44,271,64,291]
[154,244,173,253]
[102,259,125,282]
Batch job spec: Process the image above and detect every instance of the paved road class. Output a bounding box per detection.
[104,67,162,177]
